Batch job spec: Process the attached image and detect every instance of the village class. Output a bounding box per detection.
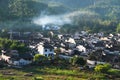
[0,0,120,79]
[0,29,120,70]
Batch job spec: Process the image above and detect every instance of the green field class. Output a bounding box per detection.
[0,65,119,80]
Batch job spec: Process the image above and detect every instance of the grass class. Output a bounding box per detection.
[108,69,120,76]
[0,65,119,80]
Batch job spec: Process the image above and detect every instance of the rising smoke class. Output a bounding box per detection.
[33,14,72,26]
[33,10,98,27]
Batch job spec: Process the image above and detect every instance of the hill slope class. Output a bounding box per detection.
[0,0,120,33]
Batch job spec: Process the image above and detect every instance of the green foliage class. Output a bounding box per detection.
[33,54,48,64]
[10,42,28,53]
[34,54,41,62]
[60,20,118,34]
[70,56,86,66]
[116,23,120,33]
[0,65,119,80]
[0,38,12,49]
[0,0,48,21]
[0,38,28,53]
[95,63,111,73]
[108,69,120,76]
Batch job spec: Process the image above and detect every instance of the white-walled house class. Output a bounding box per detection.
[1,53,10,62]
[87,59,106,68]
[1,50,33,66]
[65,38,76,48]
[58,34,63,40]
[76,45,86,53]
[9,58,32,66]
[37,43,54,57]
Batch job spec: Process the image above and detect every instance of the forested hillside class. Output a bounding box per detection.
[0,0,120,33]
[0,0,47,21]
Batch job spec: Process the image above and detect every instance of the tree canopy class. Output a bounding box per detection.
[0,38,28,53]
[70,56,86,66]
[95,63,111,73]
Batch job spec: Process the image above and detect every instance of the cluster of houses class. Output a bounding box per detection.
[1,50,33,66]
[0,31,120,69]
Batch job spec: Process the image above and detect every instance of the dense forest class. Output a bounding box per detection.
[0,0,120,33]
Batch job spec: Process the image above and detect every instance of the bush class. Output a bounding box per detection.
[33,54,48,65]
[95,63,111,73]
[108,69,120,76]
[70,56,86,66]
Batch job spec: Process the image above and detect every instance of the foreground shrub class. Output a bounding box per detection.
[95,63,111,73]
[70,56,86,66]
[33,54,48,65]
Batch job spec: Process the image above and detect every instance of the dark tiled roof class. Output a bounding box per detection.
[19,53,33,59]
[43,43,54,49]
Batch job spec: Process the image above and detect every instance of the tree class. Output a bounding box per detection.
[10,41,29,53]
[70,56,86,66]
[0,0,9,20]
[9,0,33,19]
[0,38,12,49]
[116,23,120,33]
[95,63,111,73]
[10,43,17,49]
[33,54,48,64]
[0,38,28,53]
[0,0,48,20]
[16,43,29,53]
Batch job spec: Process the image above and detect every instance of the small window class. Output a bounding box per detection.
[45,54,47,56]
[49,53,53,57]
[45,49,47,52]
[50,49,53,51]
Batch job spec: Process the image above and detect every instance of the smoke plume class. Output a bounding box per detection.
[33,10,98,26]
[33,14,72,26]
